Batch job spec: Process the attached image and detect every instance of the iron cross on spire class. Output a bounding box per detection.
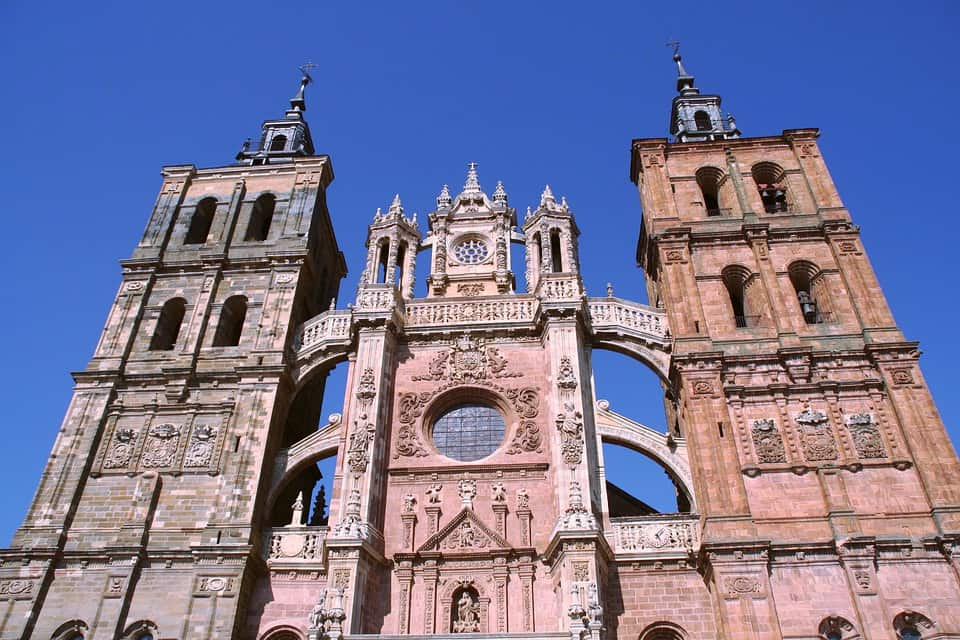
[665,40,681,56]
[299,62,318,84]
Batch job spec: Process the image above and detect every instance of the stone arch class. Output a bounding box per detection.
[818,614,861,639]
[266,413,343,521]
[294,348,352,391]
[259,625,305,640]
[639,620,688,640]
[588,336,670,385]
[595,401,695,513]
[439,577,491,634]
[51,620,88,640]
[892,611,937,638]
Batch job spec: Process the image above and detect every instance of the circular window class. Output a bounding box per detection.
[453,238,489,264]
[432,403,505,461]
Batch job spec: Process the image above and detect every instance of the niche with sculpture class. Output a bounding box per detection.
[451,585,482,633]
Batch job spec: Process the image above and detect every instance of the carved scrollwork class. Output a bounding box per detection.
[103,427,138,469]
[183,424,218,468]
[504,387,539,418]
[141,423,181,468]
[751,419,786,464]
[796,407,838,461]
[412,334,523,382]
[724,575,761,594]
[506,421,542,454]
[845,412,886,459]
[394,392,431,458]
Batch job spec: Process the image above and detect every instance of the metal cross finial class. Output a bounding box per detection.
[665,40,681,56]
[299,61,318,83]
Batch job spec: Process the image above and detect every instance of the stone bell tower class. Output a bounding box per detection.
[0,69,346,639]
[628,50,960,639]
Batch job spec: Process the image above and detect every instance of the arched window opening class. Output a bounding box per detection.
[694,111,712,131]
[549,229,563,273]
[788,260,829,324]
[270,459,329,527]
[722,266,759,328]
[818,615,857,640]
[282,359,348,448]
[213,295,247,347]
[121,621,158,640]
[376,239,389,283]
[893,611,935,639]
[262,630,304,640]
[695,167,725,216]
[269,135,287,152]
[245,194,276,241]
[52,620,89,640]
[752,162,789,213]
[639,621,688,640]
[532,232,543,274]
[395,242,407,288]
[451,586,481,633]
[149,298,186,351]
[185,197,216,245]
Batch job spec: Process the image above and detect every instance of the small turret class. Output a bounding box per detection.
[236,65,318,165]
[667,47,740,143]
[359,194,421,299]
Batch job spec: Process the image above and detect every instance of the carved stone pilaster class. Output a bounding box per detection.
[492,502,508,540]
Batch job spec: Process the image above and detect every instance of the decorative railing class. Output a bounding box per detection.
[537,274,583,301]
[298,309,352,350]
[587,298,668,341]
[354,284,403,313]
[609,514,699,556]
[266,525,328,562]
[405,297,539,328]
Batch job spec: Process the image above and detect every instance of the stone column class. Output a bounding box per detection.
[397,562,414,634]
[492,502,508,539]
[518,560,535,632]
[493,557,509,633]
[425,505,442,535]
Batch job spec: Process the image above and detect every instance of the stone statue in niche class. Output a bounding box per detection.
[557,403,584,466]
[453,589,480,633]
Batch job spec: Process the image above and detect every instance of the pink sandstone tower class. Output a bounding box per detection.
[2,56,959,640]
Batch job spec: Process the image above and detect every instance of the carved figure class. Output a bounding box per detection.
[491,483,506,502]
[426,483,443,504]
[453,590,480,633]
[516,487,530,509]
[557,403,585,465]
[402,494,417,514]
[556,356,578,391]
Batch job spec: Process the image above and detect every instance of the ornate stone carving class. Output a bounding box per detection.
[457,283,483,297]
[846,413,886,459]
[724,576,761,594]
[346,420,376,473]
[268,529,323,560]
[751,419,786,463]
[0,580,33,596]
[394,392,430,458]
[506,420,542,454]
[183,424,218,468]
[692,380,714,395]
[443,520,490,550]
[198,576,234,592]
[491,483,506,502]
[458,479,477,508]
[505,387,539,418]
[516,487,530,509]
[453,588,481,633]
[572,561,589,581]
[402,494,417,514]
[557,480,598,530]
[426,483,443,504]
[557,356,578,391]
[854,570,871,590]
[557,403,585,466]
[891,368,914,385]
[796,408,838,461]
[332,487,366,539]
[103,427,138,469]
[141,423,181,468]
[355,368,376,407]
[412,334,523,382]
[615,519,696,553]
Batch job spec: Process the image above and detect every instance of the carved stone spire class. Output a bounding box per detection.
[540,184,556,208]
[493,180,508,207]
[462,162,482,196]
[388,194,403,217]
[437,184,452,209]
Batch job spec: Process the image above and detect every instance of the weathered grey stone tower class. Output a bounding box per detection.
[0,71,345,639]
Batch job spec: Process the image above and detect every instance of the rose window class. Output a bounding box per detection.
[432,403,505,461]
[453,238,489,264]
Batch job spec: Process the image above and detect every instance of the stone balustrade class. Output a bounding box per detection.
[405,297,539,328]
[609,514,699,556]
[537,274,583,301]
[265,525,328,563]
[587,297,668,341]
[299,310,352,350]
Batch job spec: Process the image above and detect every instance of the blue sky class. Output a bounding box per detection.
[1,1,958,538]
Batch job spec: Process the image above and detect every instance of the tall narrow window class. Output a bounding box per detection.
[695,166,725,216]
[245,194,276,241]
[269,135,287,151]
[149,298,186,351]
[213,296,247,347]
[394,242,407,288]
[722,266,755,328]
[788,260,826,324]
[532,232,543,272]
[376,239,389,283]
[752,162,789,213]
[550,229,563,273]
[185,197,216,245]
[694,110,712,131]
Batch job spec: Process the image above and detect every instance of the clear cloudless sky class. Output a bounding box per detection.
[1,1,958,539]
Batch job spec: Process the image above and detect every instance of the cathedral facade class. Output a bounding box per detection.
[2,58,959,640]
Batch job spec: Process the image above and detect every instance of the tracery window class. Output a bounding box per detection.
[454,238,489,264]
[432,403,505,461]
